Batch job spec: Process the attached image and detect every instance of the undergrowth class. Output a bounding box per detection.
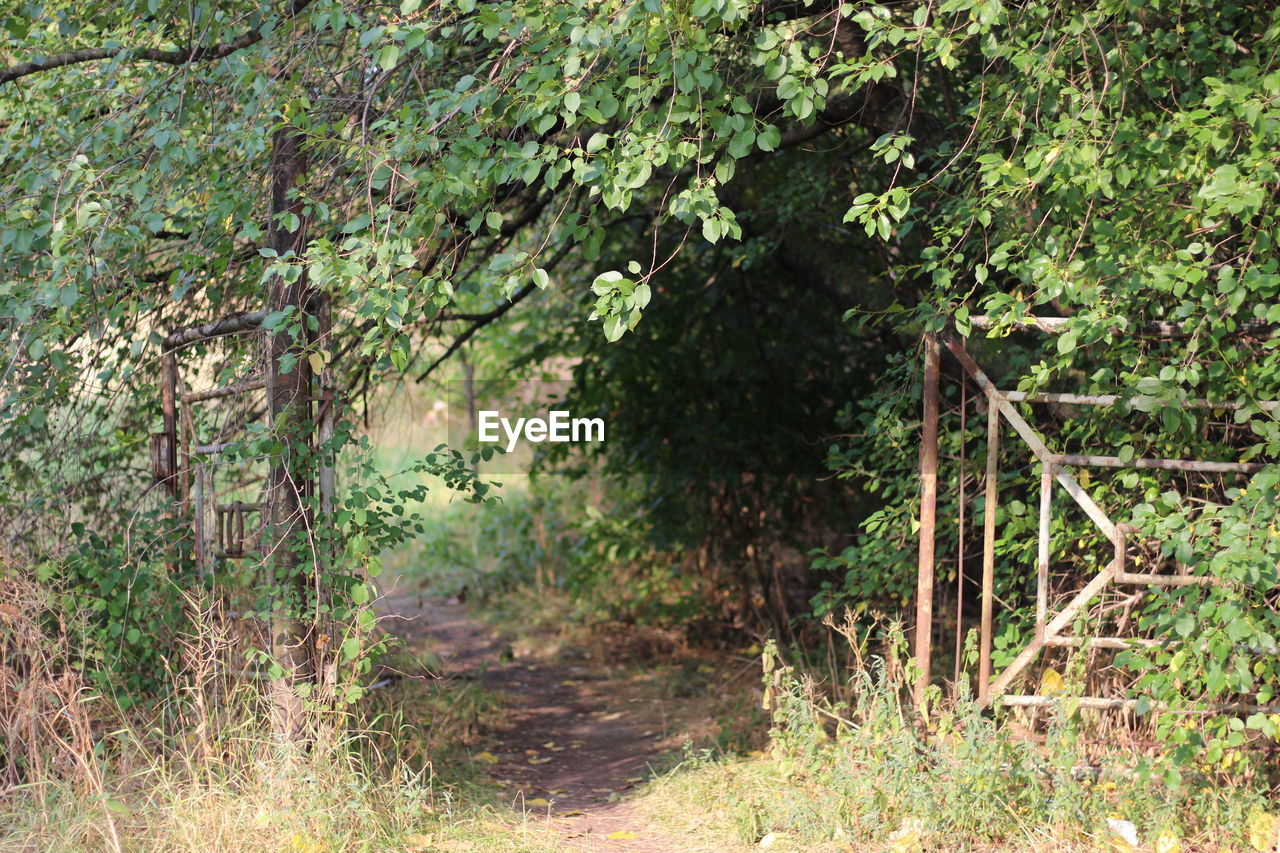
[0,564,559,853]
[636,620,1280,853]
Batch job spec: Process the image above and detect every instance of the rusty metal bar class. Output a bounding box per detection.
[317,296,336,529]
[192,441,235,455]
[194,462,205,576]
[218,504,226,558]
[1052,453,1262,475]
[915,332,941,709]
[182,378,266,404]
[1036,463,1053,640]
[216,501,265,511]
[1044,636,1161,649]
[954,378,967,687]
[1004,390,1280,412]
[1001,694,1280,714]
[149,433,170,486]
[978,402,999,704]
[1114,572,1217,587]
[1052,468,1119,543]
[1001,694,1143,711]
[967,315,1274,339]
[161,352,178,498]
[162,309,268,351]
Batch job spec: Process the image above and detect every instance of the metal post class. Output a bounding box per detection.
[978,401,999,704]
[914,331,940,709]
[317,296,336,566]
[954,379,967,687]
[194,462,205,576]
[161,351,178,498]
[161,351,179,574]
[1036,463,1053,640]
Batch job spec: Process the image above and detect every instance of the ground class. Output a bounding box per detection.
[380,588,757,852]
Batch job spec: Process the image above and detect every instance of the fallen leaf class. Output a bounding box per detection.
[473,751,499,765]
[1248,810,1278,852]
[288,834,326,853]
[104,799,134,817]
[887,817,927,853]
[1106,818,1140,853]
[607,830,638,840]
[1038,667,1065,697]
[526,797,551,808]
[404,832,435,851]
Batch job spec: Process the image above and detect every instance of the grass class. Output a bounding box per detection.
[6,571,1278,853]
[622,631,1280,853]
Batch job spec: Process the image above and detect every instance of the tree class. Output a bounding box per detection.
[0,0,922,721]
[6,0,1280,751]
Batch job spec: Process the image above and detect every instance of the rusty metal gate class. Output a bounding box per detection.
[150,305,337,576]
[914,316,1277,712]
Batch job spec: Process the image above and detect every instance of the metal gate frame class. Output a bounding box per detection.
[913,316,1276,711]
[151,305,336,575]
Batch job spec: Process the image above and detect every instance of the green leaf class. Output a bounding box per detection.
[105,799,134,817]
[586,132,609,154]
[632,283,651,309]
[603,314,625,342]
[377,44,400,71]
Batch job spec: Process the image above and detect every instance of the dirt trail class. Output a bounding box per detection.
[381,592,723,852]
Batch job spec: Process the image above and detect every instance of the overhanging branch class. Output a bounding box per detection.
[0,0,314,86]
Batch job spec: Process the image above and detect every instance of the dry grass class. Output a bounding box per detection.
[0,560,569,853]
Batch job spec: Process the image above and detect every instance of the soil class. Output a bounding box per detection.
[380,591,739,853]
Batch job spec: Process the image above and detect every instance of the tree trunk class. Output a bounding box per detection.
[263,127,315,744]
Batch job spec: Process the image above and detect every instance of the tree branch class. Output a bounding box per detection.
[415,283,538,381]
[0,1,314,86]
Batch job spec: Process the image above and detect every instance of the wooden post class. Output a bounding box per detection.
[914,331,940,710]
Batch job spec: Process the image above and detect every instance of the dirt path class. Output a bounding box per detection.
[380,592,725,852]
